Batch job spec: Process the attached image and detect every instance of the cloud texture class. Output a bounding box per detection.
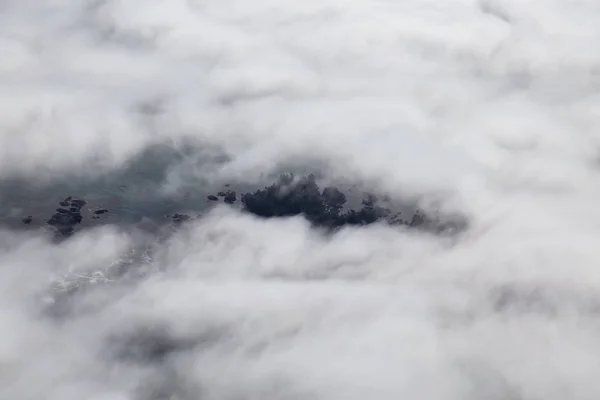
[1,0,600,399]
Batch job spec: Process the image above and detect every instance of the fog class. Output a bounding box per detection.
[1,0,600,399]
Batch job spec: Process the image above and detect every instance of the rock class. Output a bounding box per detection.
[389,213,404,224]
[239,173,440,230]
[322,186,346,212]
[72,213,83,224]
[207,195,218,201]
[59,201,69,207]
[47,213,75,226]
[46,198,86,236]
[22,216,32,224]
[361,192,377,208]
[94,208,108,215]
[64,196,72,202]
[241,174,327,221]
[70,199,86,208]
[217,191,227,197]
[223,191,237,204]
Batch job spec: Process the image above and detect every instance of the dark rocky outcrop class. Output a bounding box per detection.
[207,195,218,201]
[240,174,393,228]
[321,186,346,213]
[70,199,86,208]
[223,191,237,204]
[239,174,466,233]
[46,197,86,237]
[212,190,237,204]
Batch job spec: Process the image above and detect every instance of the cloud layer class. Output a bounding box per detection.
[1,0,600,399]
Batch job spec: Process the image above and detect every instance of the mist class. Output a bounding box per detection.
[1,0,600,399]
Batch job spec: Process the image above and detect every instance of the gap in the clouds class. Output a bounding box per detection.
[0,141,468,239]
[3,139,469,321]
[11,142,469,322]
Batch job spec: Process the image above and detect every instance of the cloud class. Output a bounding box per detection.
[1,0,600,399]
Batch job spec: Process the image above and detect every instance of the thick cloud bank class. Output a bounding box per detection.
[2,0,600,399]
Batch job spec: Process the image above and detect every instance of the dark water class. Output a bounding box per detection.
[0,147,411,230]
[0,144,240,232]
[0,143,466,247]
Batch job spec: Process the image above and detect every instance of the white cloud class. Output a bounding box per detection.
[1,0,600,399]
